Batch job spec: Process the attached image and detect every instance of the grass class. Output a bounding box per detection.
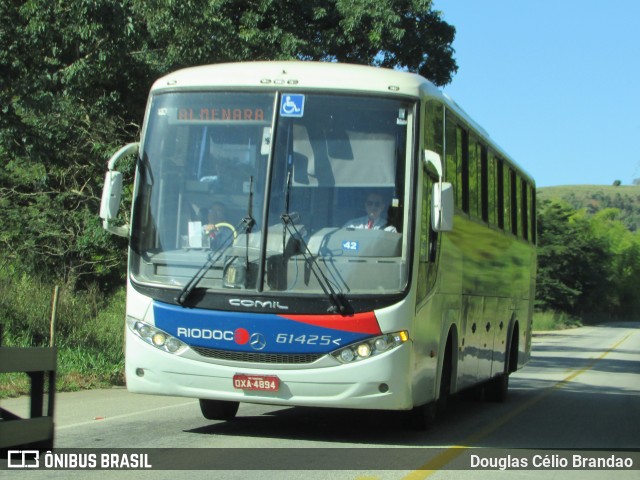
[538,184,640,200]
[532,310,582,331]
[0,271,125,398]
[1,345,124,396]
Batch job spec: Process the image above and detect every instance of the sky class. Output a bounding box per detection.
[432,0,640,187]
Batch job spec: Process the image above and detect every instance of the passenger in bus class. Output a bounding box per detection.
[203,201,234,248]
[343,193,397,232]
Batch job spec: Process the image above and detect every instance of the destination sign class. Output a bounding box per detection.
[177,107,266,121]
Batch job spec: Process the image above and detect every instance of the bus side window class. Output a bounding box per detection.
[418,171,439,303]
[488,153,497,226]
[445,113,459,208]
[468,135,480,218]
[419,101,444,302]
[510,169,518,236]
[521,178,529,240]
[503,163,511,233]
[497,158,504,229]
[461,128,469,214]
[480,146,489,223]
[530,185,537,244]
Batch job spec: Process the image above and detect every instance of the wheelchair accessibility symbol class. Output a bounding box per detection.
[280,94,305,117]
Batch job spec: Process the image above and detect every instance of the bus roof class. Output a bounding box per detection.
[152,61,533,184]
[152,60,438,97]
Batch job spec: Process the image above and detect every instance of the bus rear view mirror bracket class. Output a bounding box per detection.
[100,142,139,237]
[423,149,443,179]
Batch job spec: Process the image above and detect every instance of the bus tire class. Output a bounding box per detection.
[438,334,454,413]
[199,399,240,420]
[485,369,509,402]
[407,333,454,430]
[408,401,437,430]
[485,328,516,402]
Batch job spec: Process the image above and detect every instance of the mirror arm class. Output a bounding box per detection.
[108,142,139,171]
[424,149,443,183]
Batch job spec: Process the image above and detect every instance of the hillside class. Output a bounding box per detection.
[538,185,640,232]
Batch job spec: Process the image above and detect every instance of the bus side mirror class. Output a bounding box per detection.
[100,171,128,237]
[99,143,138,237]
[423,149,453,232]
[432,183,454,232]
[100,170,123,221]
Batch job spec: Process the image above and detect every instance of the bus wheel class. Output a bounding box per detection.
[408,401,437,430]
[485,335,514,402]
[485,369,509,402]
[199,399,240,420]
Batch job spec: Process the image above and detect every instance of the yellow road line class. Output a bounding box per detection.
[397,330,636,480]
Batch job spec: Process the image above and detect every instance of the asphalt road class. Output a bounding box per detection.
[1,322,639,479]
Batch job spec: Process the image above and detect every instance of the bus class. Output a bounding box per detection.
[100,61,536,427]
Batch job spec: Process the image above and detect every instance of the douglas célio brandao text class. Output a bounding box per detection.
[470,453,634,470]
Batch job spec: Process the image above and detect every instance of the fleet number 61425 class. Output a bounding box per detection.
[275,334,341,346]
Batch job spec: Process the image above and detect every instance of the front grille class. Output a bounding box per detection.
[191,346,324,364]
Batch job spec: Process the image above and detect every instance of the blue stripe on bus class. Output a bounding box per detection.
[153,301,373,354]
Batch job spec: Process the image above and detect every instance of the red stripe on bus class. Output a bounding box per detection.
[279,312,381,335]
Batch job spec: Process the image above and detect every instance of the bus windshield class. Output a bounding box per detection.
[131,91,414,299]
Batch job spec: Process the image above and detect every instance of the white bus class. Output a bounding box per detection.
[100,61,536,427]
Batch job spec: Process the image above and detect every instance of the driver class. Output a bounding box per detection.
[343,193,397,232]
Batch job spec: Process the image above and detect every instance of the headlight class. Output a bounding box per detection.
[127,317,187,355]
[332,331,409,364]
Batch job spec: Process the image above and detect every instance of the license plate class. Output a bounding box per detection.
[233,374,279,392]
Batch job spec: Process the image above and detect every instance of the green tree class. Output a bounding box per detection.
[589,209,640,316]
[0,0,148,287]
[535,201,612,316]
[132,0,457,85]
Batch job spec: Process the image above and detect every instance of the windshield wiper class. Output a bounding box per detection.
[281,212,352,315]
[280,171,351,314]
[242,175,256,272]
